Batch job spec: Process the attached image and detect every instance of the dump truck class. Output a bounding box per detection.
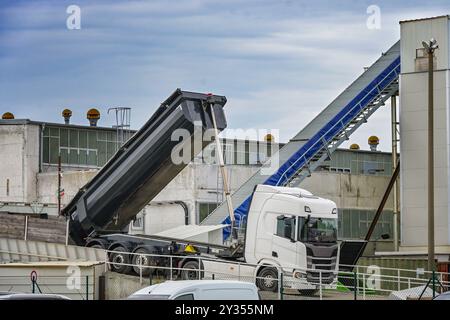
[62,89,339,292]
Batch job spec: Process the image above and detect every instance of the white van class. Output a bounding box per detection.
[128,280,260,300]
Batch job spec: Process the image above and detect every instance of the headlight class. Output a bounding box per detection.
[293,271,306,279]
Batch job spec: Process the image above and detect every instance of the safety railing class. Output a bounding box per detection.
[102,248,449,300]
[274,57,400,186]
[0,275,93,300]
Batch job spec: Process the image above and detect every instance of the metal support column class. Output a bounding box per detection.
[209,101,237,242]
[422,38,438,272]
[391,95,399,251]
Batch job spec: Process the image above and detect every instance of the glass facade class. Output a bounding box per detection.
[320,149,394,176]
[42,125,132,168]
[198,202,219,223]
[200,140,274,166]
[337,209,393,240]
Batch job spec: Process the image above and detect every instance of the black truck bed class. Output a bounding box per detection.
[62,89,227,246]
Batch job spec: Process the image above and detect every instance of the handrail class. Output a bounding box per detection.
[275,58,400,186]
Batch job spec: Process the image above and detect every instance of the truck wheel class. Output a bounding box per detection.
[256,267,279,292]
[109,246,132,274]
[298,289,318,296]
[90,244,105,249]
[181,261,201,280]
[132,248,158,276]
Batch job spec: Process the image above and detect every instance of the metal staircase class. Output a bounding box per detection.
[201,41,401,239]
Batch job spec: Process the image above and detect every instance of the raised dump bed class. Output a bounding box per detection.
[62,89,227,246]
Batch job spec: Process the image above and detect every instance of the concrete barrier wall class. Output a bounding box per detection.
[0,237,107,263]
[104,271,150,300]
[0,213,66,243]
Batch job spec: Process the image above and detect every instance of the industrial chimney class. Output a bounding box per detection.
[368,136,379,152]
[2,112,15,120]
[62,109,72,124]
[87,108,100,127]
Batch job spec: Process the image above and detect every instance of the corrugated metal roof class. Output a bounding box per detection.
[0,118,134,133]
[0,261,104,267]
[399,15,450,24]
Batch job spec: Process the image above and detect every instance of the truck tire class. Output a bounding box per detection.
[298,289,318,296]
[109,246,132,274]
[131,248,158,276]
[180,261,201,280]
[256,267,279,292]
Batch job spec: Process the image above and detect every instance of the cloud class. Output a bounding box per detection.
[0,0,449,152]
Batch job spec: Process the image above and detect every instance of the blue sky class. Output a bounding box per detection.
[1,0,450,151]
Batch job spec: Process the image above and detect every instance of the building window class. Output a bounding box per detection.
[131,215,144,231]
[200,139,278,166]
[351,159,392,176]
[42,126,129,168]
[198,202,219,223]
[223,142,234,165]
[329,167,351,174]
[337,208,393,240]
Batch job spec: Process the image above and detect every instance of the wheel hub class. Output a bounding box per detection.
[264,276,275,287]
[113,254,124,265]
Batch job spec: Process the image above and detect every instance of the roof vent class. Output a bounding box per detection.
[2,112,15,120]
[62,109,72,124]
[368,136,379,152]
[87,108,100,127]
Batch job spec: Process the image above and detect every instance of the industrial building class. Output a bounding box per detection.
[399,16,450,255]
[2,12,450,302]
[0,112,396,251]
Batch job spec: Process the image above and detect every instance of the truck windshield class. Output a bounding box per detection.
[298,217,337,243]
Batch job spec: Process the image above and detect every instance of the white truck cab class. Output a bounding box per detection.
[244,185,339,291]
[200,185,339,293]
[128,280,260,300]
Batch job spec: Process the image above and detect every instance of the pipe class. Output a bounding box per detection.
[147,201,190,226]
[24,215,28,241]
[391,95,399,251]
[174,201,190,225]
[426,43,436,272]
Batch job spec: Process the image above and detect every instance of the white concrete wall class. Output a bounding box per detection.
[0,123,40,203]
[37,169,98,205]
[38,165,197,234]
[37,161,392,235]
[400,16,450,250]
[302,172,393,211]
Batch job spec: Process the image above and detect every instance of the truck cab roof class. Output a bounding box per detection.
[254,184,337,217]
[255,185,316,198]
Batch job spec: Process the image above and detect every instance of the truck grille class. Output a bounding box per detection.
[305,244,338,284]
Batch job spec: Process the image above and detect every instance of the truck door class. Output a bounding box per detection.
[271,215,299,269]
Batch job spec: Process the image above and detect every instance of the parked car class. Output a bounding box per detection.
[434,291,450,300]
[128,280,261,300]
[0,293,71,300]
[0,291,20,296]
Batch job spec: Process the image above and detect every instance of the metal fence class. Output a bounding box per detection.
[102,249,450,300]
[0,275,93,300]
